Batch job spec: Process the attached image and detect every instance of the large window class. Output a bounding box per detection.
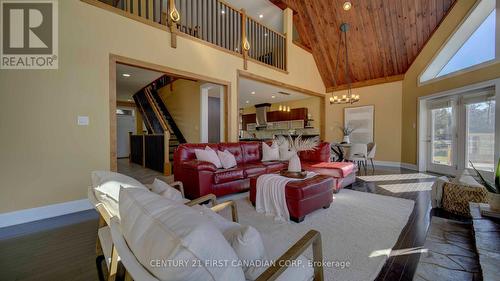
[420,0,497,83]
[465,98,496,171]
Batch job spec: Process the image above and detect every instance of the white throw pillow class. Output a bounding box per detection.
[195,146,222,168]
[217,150,238,169]
[150,178,184,201]
[119,188,245,281]
[91,171,148,217]
[191,205,268,280]
[262,142,280,162]
[279,141,296,161]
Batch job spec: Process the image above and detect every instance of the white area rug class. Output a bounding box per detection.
[378,182,434,193]
[358,173,435,182]
[232,189,415,281]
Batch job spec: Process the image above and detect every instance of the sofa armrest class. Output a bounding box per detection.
[256,230,323,281]
[211,201,238,223]
[182,160,217,172]
[185,193,217,207]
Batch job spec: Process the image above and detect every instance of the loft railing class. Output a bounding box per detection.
[97,0,287,71]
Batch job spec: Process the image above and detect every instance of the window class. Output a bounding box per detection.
[420,0,497,83]
[465,94,496,171]
[437,10,496,77]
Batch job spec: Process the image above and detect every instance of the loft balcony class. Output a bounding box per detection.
[93,0,287,72]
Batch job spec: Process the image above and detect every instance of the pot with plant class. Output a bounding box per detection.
[470,159,500,211]
[276,134,319,175]
[339,126,356,144]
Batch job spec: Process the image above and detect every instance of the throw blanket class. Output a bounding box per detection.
[255,172,316,222]
[310,162,354,177]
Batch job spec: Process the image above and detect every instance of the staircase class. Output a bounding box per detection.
[133,75,187,164]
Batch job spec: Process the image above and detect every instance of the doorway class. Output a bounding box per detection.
[421,86,496,175]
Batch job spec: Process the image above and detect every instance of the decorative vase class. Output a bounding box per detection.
[343,135,350,144]
[489,192,500,211]
[288,153,302,172]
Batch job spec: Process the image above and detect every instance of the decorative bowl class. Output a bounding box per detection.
[280,169,307,179]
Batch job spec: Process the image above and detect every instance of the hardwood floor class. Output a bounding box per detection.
[0,165,456,281]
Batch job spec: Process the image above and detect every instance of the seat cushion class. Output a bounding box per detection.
[214,168,245,184]
[119,188,245,281]
[261,161,287,173]
[240,163,267,178]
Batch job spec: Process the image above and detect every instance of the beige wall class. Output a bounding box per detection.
[158,79,202,143]
[324,81,403,163]
[0,0,325,213]
[401,0,500,165]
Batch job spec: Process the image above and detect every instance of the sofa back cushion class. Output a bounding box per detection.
[240,142,262,163]
[218,143,244,164]
[119,188,245,281]
[299,142,331,163]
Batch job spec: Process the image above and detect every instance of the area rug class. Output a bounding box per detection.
[231,189,415,281]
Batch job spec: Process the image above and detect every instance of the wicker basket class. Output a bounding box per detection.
[442,182,488,217]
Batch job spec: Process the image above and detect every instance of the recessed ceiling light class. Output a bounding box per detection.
[221,10,225,14]
[246,100,250,104]
[264,33,268,37]
[343,1,352,11]
[251,91,255,95]
[271,95,276,99]
[122,73,131,77]
[259,14,264,19]
[127,99,133,102]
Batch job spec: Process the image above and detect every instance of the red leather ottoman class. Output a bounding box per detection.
[249,175,334,223]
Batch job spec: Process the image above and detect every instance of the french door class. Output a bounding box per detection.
[426,88,496,175]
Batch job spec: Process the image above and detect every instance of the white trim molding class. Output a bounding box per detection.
[0,199,93,228]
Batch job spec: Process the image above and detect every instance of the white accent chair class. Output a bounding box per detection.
[109,188,324,281]
[367,143,377,171]
[346,143,368,174]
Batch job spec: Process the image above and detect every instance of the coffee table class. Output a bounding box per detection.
[249,174,334,222]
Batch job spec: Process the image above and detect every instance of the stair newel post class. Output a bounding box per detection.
[164,130,171,176]
[168,0,180,48]
[241,9,250,70]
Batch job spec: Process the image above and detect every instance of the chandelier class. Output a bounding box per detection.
[330,23,360,105]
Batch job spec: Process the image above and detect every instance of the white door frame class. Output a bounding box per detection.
[417,78,500,174]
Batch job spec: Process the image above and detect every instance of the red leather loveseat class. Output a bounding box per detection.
[174,141,355,199]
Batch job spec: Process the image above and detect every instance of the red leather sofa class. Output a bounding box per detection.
[174,141,356,199]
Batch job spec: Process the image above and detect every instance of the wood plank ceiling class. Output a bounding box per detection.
[271,0,456,90]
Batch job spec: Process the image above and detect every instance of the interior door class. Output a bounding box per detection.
[427,99,457,175]
[117,108,136,158]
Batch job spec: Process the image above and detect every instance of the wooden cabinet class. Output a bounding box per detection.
[241,108,309,130]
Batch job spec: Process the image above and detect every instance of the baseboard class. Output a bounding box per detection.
[401,162,418,171]
[0,199,93,228]
[372,160,418,171]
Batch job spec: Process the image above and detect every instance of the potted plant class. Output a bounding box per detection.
[470,159,500,211]
[339,126,356,144]
[276,134,319,173]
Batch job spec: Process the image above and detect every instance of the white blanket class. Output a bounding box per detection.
[255,172,316,222]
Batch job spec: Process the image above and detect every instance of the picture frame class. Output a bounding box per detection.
[344,105,374,144]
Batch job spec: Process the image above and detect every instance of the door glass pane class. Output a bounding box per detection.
[466,101,496,171]
[431,107,453,165]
